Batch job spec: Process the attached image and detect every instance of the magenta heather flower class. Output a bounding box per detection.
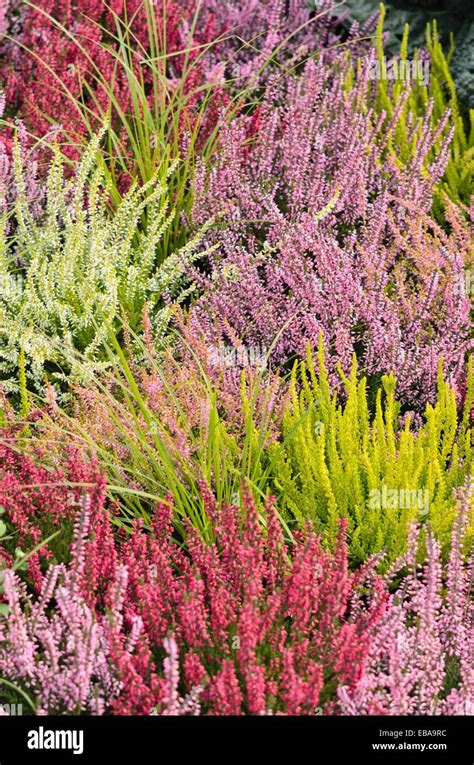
[0,1,8,38]
[0,0,368,182]
[1,464,471,715]
[0,496,201,715]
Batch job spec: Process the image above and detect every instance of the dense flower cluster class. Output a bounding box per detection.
[1,1,192,145]
[0,472,386,713]
[0,426,106,588]
[0,0,371,179]
[0,467,471,715]
[0,0,472,719]
[190,55,471,407]
[0,496,202,714]
[339,482,474,715]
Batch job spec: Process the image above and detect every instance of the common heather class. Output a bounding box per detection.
[0,130,213,393]
[0,0,472,725]
[20,336,473,568]
[190,54,472,409]
[0,475,471,715]
[0,481,388,714]
[338,480,474,715]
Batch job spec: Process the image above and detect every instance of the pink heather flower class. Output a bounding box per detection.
[0,0,9,38]
[0,0,362,180]
[190,57,471,411]
[0,433,107,590]
[160,636,202,716]
[338,479,474,715]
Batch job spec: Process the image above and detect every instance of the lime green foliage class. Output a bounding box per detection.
[266,342,473,568]
[0,129,214,394]
[373,3,473,219]
[425,23,474,214]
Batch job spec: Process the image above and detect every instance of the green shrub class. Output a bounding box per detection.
[18,331,472,568]
[0,129,214,395]
[266,341,473,567]
[372,4,473,220]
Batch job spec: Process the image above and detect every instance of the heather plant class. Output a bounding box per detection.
[0,0,380,250]
[1,0,211,156]
[1,0,375,151]
[372,5,474,220]
[190,53,472,410]
[0,98,45,224]
[0,482,389,714]
[266,342,473,566]
[0,128,214,394]
[0,0,472,721]
[0,0,230,252]
[24,320,285,540]
[197,0,378,84]
[0,426,107,589]
[0,497,203,714]
[2,475,471,715]
[338,480,474,715]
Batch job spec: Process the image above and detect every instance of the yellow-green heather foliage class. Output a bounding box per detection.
[265,342,473,569]
[0,128,213,393]
[372,4,473,220]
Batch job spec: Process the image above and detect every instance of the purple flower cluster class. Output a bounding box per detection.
[190,56,471,407]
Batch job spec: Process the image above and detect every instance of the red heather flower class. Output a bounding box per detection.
[0,499,200,715]
[0,0,221,171]
[0,1,375,178]
[3,456,470,715]
[0,468,388,714]
[75,484,388,714]
[0,433,106,590]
